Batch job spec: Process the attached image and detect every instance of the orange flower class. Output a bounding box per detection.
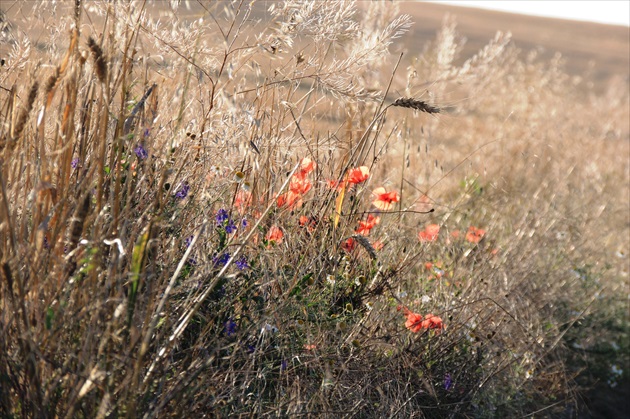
[266,226,283,245]
[418,223,440,242]
[289,175,312,195]
[277,190,303,209]
[372,187,400,211]
[465,226,486,244]
[298,157,316,177]
[372,240,384,251]
[421,313,444,330]
[399,306,444,333]
[356,214,380,236]
[404,310,424,333]
[347,166,369,185]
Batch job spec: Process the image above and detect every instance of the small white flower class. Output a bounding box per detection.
[261,323,278,334]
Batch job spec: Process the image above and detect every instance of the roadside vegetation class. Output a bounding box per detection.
[0,1,627,417]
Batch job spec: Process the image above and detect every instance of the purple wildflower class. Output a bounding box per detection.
[216,209,237,233]
[71,158,80,169]
[235,256,249,270]
[280,359,288,371]
[215,208,229,224]
[224,319,237,337]
[134,144,148,160]
[241,218,248,228]
[213,252,230,267]
[444,373,453,391]
[175,182,190,199]
[225,220,237,234]
[184,235,194,248]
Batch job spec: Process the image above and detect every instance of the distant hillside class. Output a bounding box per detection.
[390,1,629,89]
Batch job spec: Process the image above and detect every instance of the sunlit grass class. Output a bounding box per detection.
[0,1,627,417]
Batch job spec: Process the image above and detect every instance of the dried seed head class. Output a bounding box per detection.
[350,234,378,260]
[45,68,59,95]
[392,97,440,114]
[87,37,107,83]
[14,81,38,140]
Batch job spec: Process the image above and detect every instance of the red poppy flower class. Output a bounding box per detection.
[277,190,303,209]
[404,310,424,333]
[418,224,440,242]
[372,187,400,211]
[289,175,312,195]
[347,166,369,185]
[356,214,380,236]
[465,226,486,244]
[399,305,444,333]
[421,313,444,330]
[298,157,316,177]
[266,226,284,245]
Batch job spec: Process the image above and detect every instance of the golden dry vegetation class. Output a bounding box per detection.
[0,1,628,417]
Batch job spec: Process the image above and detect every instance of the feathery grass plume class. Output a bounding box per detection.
[87,36,107,83]
[392,97,440,114]
[13,81,38,141]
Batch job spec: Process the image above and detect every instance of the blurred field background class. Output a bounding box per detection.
[0,1,628,417]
